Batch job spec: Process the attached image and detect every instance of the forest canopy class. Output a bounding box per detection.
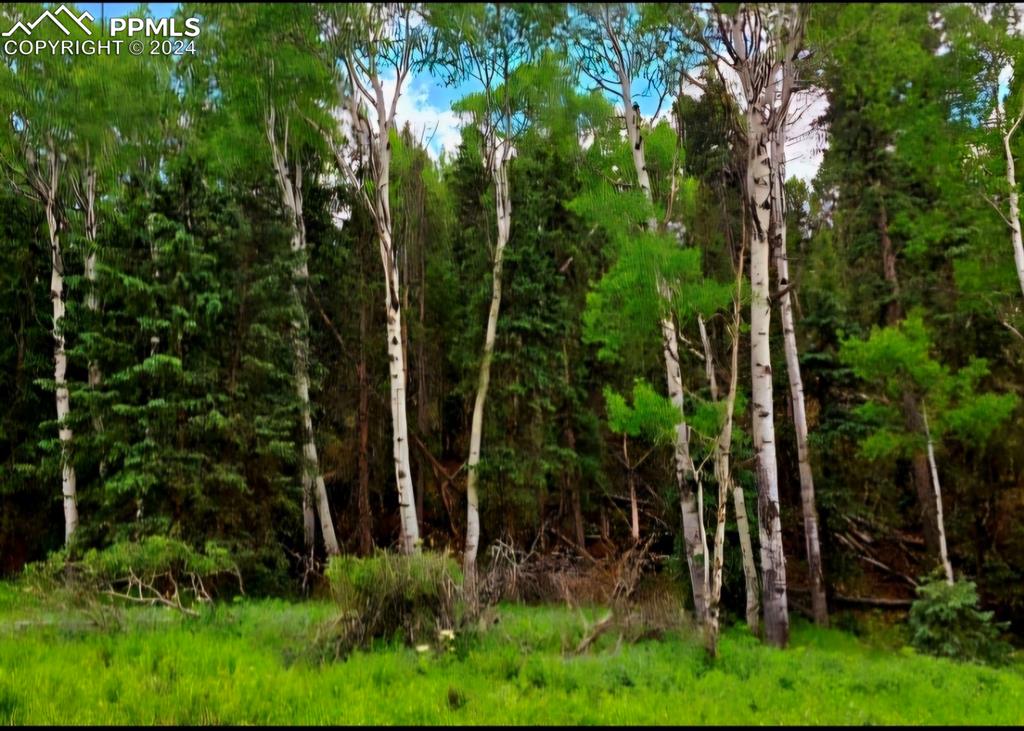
[1,1,1023,663]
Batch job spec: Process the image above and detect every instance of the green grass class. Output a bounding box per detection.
[0,582,1021,724]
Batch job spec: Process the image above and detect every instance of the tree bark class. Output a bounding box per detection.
[266,114,340,557]
[770,131,828,627]
[724,5,806,647]
[877,202,905,326]
[1008,150,1024,299]
[564,421,585,547]
[661,309,710,624]
[329,41,422,554]
[618,65,709,622]
[747,111,789,648]
[922,407,954,584]
[45,170,78,546]
[381,227,420,555]
[700,316,729,654]
[357,291,373,556]
[465,151,511,603]
[82,167,102,396]
[999,94,1024,297]
[733,202,761,634]
[625,436,640,543]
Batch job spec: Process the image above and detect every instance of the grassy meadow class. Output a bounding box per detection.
[0,582,1021,725]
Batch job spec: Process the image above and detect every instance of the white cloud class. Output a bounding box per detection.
[378,72,465,158]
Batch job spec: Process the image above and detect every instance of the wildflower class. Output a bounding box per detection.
[415,644,430,653]
[439,629,455,641]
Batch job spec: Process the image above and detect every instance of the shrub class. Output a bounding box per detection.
[23,536,242,615]
[908,575,1011,665]
[322,551,463,656]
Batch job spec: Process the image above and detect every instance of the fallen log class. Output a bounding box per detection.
[833,594,913,608]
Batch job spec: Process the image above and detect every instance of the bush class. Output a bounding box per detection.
[322,550,463,656]
[908,575,1011,665]
[23,536,242,615]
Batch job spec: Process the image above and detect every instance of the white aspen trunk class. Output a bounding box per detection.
[44,161,77,545]
[331,40,421,554]
[733,482,761,634]
[83,167,101,393]
[267,116,340,556]
[771,131,828,626]
[382,237,420,554]
[465,152,511,598]
[700,316,727,654]
[619,67,708,621]
[727,2,804,648]
[922,407,954,585]
[661,309,709,623]
[747,109,789,647]
[371,113,420,555]
[1002,104,1024,298]
[733,220,761,635]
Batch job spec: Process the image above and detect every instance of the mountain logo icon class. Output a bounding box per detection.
[3,5,94,37]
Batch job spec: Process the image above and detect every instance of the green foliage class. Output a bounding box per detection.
[324,552,464,654]
[839,313,1019,459]
[604,380,680,445]
[909,576,1012,666]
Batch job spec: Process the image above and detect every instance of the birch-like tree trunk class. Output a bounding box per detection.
[267,113,340,557]
[700,316,727,654]
[465,150,511,600]
[770,130,828,626]
[722,5,802,648]
[357,292,373,556]
[36,147,79,545]
[701,239,750,652]
[619,69,709,622]
[327,36,421,553]
[81,167,102,393]
[733,212,761,634]
[746,105,789,648]
[660,307,710,623]
[733,471,761,634]
[370,120,420,555]
[922,407,954,584]
[999,95,1024,298]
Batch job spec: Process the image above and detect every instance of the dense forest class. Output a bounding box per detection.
[2,1,1024,675]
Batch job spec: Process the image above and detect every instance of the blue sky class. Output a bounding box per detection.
[78,2,177,23]
[70,2,827,178]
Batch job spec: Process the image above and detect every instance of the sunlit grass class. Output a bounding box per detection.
[0,582,1020,725]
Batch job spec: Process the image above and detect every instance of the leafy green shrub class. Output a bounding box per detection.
[322,551,463,656]
[908,576,1011,665]
[24,536,242,615]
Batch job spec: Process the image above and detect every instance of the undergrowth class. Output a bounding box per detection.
[0,587,1021,724]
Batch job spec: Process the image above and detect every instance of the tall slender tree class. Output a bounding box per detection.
[320,3,434,553]
[565,1,711,625]
[0,5,91,545]
[705,2,808,647]
[203,3,341,556]
[767,41,828,626]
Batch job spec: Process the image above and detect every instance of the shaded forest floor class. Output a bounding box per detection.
[0,583,1021,725]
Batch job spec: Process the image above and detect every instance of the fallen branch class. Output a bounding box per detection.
[575,611,616,654]
[833,594,913,608]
